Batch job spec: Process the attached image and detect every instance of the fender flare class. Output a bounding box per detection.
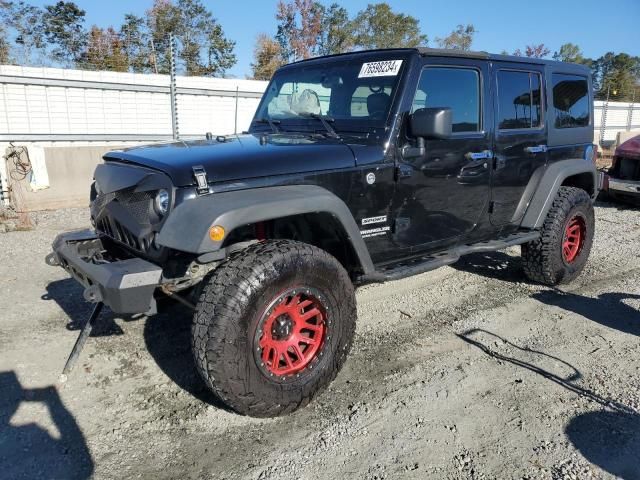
[157,185,376,274]
[520,159,597,229]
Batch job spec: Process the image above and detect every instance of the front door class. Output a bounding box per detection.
[490,64,548,226]
[392,58,492,251]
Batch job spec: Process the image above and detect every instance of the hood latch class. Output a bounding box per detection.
[192,165,209,195]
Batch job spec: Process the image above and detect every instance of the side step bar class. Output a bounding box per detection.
[360,231,540,284]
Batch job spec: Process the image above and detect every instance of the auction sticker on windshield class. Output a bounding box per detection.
[358,60,403,78]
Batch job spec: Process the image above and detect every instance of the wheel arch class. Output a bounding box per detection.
[520,159,597,229]
[223,211,364,277]
[157,185,375,276]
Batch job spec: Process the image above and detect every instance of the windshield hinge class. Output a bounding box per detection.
[192,165,209,195]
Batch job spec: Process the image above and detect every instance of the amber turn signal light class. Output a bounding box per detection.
[209,225,225,242]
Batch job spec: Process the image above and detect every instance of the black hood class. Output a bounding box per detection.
[103,134,357,186]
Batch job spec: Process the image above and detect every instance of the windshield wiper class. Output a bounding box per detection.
[298,112,340,139]
[254,117,281,133]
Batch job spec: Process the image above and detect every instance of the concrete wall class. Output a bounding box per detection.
[5,144,131,211]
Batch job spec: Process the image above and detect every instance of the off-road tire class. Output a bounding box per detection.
[192,239,356,417]
[521,186,594,285]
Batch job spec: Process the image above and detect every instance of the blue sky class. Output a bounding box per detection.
[28,0,640,77]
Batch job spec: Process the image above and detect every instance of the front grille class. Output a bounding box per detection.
[98,216,150,252]
[93,187,158,254]
[115,190,155,223]
[95,189,155,224]
[93,191,115,212]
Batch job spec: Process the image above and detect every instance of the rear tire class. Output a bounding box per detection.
[521,186,594,285]
[192,239,356,417]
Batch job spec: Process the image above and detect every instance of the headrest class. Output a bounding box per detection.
[367,92,391,118]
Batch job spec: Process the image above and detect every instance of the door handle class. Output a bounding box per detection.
[462,159,488,170]
[525,145,548,154]
[395,163,413,179]
[465,150,493,161]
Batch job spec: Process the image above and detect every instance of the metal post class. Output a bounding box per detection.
[600,85,610,146]
[627,89,636,132]
[169,33,179,140]
[234,86,239,135]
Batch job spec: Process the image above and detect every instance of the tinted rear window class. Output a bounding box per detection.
[497,70,543,130]
[553,74,589,128]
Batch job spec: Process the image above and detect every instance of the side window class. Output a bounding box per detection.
[412,67,480,133]
[497,71,543,130]
[553,74,589,128]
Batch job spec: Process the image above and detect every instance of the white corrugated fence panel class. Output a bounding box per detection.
[0,64,268,139]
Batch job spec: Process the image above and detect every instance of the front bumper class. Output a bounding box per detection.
[47,230,162,314]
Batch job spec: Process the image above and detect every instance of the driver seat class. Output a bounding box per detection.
[367,92,391,119]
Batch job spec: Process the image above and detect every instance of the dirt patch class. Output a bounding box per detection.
[0,201,639,479]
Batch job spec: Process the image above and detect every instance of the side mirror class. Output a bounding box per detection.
[410,107,452,140]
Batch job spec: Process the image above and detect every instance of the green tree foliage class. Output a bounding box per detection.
[552,43,592,66]
[275,0,323,62]
[203,22,237,77]
[251,33,285,80]
[2,1,46,64]
[316,3,354,56]
[146,0,236,76]
[513,44,550,58]
[83,25,128,71]
[436,24,476,51]
[352,3,427,49]
[271,1,428,61]
[120,14,150,73]
[593,52,640,100]
[146,0,180,73]
[0,2,12,63]
[42,1,87,66]
[0,24,9,64]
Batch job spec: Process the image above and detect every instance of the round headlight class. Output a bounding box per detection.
[154,189,170,216]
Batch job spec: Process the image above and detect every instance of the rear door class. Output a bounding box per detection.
[490,64,548,225]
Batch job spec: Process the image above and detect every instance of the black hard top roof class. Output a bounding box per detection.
[284,47,591,74]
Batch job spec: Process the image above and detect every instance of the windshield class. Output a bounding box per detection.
[252,57,406,132]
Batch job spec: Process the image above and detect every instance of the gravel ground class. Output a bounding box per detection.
[0,201,639,480]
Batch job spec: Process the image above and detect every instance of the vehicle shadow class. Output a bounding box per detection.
[452,250,526,284]
[142,301,231,411]
[533,289,640,337]
[0,370,94,480]
[42,278,124,336]
[43,277,230,411]
[596,197,640,211]
[566,410,640,479]
[458,329,640,479]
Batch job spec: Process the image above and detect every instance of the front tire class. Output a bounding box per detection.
[192,239,356,417]
[521,186,595,285]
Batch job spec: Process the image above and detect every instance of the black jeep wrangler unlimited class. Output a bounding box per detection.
[49,48,597,417]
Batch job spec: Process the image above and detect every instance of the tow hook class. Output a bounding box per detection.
[45,252,60,267]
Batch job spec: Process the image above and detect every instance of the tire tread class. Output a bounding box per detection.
[192,239,356,417]
[522,186,594,285]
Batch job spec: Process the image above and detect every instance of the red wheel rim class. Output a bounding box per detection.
[562,215,586,264]
[256,289,327,377]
